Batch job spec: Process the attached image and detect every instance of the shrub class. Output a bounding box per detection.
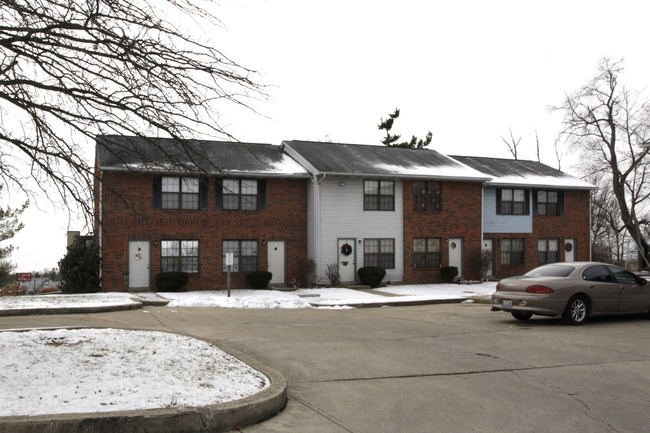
[58,239,100,294]
[155,272,189,292]
[441,266,459,283]
[325,264,341,287]
[297,258,316,288]
[246,271,272,289]
[357,266,386,288]
[0,283,27,297]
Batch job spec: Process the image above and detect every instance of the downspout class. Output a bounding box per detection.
[588,191,592,261]
[98,170,103,288]
[311,173,326,284]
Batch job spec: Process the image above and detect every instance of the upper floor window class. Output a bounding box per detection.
[223,240,258,272]
[501,238,524,265]
[163,177,198,209]
[153,176,207,210]
[413,181,441,211]
[364,238,395,269]
[535,190,563,216]
[364,180,394,211]
[413,238,441,268]
[538,239,559,264]
[216,179,266,211]
[161,240,199,273]
[497,188,529,215]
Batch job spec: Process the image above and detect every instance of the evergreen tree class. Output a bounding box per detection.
[58,239,100,293]
[378,109,432,148]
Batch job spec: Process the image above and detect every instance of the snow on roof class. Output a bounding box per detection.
[96,135,309,177]
[282,140,490,181]
[450,155,597,190]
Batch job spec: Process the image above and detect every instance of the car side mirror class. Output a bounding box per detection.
[639,278,648,286]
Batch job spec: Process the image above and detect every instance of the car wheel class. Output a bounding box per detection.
[511,311,533,321]
[563,295,589,325]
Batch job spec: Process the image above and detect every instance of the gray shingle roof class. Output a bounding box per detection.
[96,136,308,177]
[450,155,596,190]
[281,140,490,181]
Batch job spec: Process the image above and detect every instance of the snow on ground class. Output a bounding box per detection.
[0,283,497,418]
[0,292,139,310]
[0,282,498,311]
[0,328,269,417]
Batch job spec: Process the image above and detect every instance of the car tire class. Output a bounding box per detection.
[563,295,590,325]
[511,311,533,321]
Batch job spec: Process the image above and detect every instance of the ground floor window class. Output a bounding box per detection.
[161,240,199,273]
[365,238,395,269]
[538,239,559,264]
[501,238,524,265]
[223,240,258,272]
[413,238,441,268]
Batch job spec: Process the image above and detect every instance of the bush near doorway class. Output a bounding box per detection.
[246,271,272,289]
[440,266,458,283]
[358,267,386,288]
[155,272,189,292]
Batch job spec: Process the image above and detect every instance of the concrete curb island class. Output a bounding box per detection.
[0,334,287,433]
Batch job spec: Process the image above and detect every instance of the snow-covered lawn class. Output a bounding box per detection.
[0,328,269,417]
[0,282,498,311]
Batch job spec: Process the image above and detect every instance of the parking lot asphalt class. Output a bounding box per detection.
[2,303,650,433]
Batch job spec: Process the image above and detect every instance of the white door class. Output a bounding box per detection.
[338,239,356,282]
[564,238,576,262]
[449,237,463,279]
[129,241,150,289]
[482,239,493,277]
[267,241,286,285]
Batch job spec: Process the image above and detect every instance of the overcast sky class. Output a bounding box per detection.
[9,0,650,272]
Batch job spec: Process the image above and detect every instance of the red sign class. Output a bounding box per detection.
[16,273,32,282]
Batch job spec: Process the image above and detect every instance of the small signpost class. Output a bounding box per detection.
[225,253,234,298]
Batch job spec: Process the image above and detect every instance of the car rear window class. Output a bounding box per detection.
[524,265,575,278]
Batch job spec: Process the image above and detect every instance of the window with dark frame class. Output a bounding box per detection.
[364,238,395,269]
[501,238,524,265]
[413,181,442,211]
[538,239,559,264]
[499,188,527,215]
[222,240,258,272]
[413,238,441,268]
[364,180,395,211]
[223,179,259,210]
[161,240,199,273]
[537,190,560,216]
[161,176,199,210]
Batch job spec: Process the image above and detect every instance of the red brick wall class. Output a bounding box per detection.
[402,180,484,283]
[98,171,308,291]
[489,190,591,279]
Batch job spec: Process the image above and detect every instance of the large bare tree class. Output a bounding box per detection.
[555,58,650,268]
[0,0,263,215]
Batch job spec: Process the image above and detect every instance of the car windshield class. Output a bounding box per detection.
[524,264,575,278]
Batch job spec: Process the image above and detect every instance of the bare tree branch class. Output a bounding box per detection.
[0,0,266,223]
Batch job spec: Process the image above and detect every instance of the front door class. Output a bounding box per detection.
[338,239,356,283]
[564,238,576,262]
[449,237,463,279]
[267,241,286,285]
[128,240,150,290]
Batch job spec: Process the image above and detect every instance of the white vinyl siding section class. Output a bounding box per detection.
[312,177,403,284]
[483,188,533,234]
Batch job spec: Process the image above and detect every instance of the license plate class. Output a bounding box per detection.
[502,300,513,308]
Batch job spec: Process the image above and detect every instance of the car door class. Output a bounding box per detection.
[607,266,650,313]
[581,265,620,313]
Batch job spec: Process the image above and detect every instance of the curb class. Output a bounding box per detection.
[311,297,470,308]
[0,333,287,433]
[0,301,143,316]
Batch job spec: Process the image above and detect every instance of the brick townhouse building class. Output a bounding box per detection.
[95,136,596,291]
